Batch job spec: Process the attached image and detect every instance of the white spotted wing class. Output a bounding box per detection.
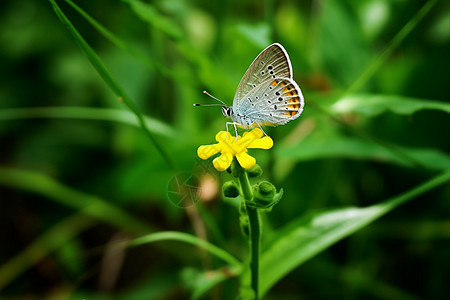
[231,43,304,128]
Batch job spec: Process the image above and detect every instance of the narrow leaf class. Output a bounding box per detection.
[277,136,450,171]
[125,0,183,40]
[0,167,153,234]
[48,0,175,169]
[0,106,177,138]
[347,0,438,93]
[259,170,450,296]
[332,94,450,117]
[129,231,242,269]
[64,0,182,80]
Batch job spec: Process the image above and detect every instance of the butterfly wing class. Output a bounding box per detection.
[233,77,304,128]
[233,43,292,106]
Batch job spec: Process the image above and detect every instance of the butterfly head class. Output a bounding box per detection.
[221,106,232,118]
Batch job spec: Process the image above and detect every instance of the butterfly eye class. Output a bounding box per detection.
[222,106,232,117]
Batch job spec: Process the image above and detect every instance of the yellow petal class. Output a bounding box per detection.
[243,128,263,139]
[215,131,231,142]
[197,144,221,159]
[236,152,256,169]
[247,136,273,149]
[213,152,233,171]
[238,129,262,149]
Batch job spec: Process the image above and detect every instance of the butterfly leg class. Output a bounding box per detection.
[255,121,270,137]
[225,122,240,141]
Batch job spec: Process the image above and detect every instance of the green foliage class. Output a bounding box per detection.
[259,170,450,296]
[331,94,450,117]
[0,0,449,299]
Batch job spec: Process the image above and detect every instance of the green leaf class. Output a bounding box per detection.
[48,0,175,169]
[181,267,234,300]
[63,0,179,79]
[125,0,183,40]
[0,167,153,234]
[331,94,450,116]
[126,232,242,299]
[318,0,371,87]
[0,106,177,138]
[235,23,271,49]
[346,0,438,93]
[259,170,450,296]
[128,231,242,299]
[129,231,242,270]
[276,135,450,171]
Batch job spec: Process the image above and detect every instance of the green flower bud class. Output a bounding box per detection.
[247,164,263,178]
[222,181,240,198]
[249,181,283,209]
[257,181,276,198]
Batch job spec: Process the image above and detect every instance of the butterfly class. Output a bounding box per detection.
[195,43,304,137]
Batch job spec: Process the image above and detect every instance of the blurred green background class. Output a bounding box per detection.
[1,0,450,299]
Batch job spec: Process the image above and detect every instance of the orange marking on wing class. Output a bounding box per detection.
[288,104,300,110]
[271,80,278,86]
[285,111,298,117]
[282,87,289,93]
[279,82,286,87]
[289,97,300,103]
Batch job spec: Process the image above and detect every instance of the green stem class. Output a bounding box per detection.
[238,167,253,201]
[247,206,260,299]
[237,166,260,299]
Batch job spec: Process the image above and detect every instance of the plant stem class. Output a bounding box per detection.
[247,206,260,299]
[238,167,253,200]
[238,167,260,299]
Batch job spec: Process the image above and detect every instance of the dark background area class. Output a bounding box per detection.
[0,0,449,299]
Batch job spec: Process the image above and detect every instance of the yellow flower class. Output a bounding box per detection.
[197,128,273,171]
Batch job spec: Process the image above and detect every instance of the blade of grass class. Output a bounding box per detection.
[63,0,185,81]
[331,94,450,116]
[0,167,153,235]
[260,169,450,296]
[0,213,94,290]
[0,106,177,138]
[309,99,427,170]
[124,0,236,97]
[48,0,176,170]
[346,0,438,94]
[124,0,183,41]
[128,231,242,271]
[277,134,450,171]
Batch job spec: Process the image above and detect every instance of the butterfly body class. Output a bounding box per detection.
[197,43,304,135]
[222,43,304,131]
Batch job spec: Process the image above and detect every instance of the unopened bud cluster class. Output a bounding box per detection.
[222,164,283,210]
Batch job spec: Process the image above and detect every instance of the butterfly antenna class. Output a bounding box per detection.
[193,91,228,107]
